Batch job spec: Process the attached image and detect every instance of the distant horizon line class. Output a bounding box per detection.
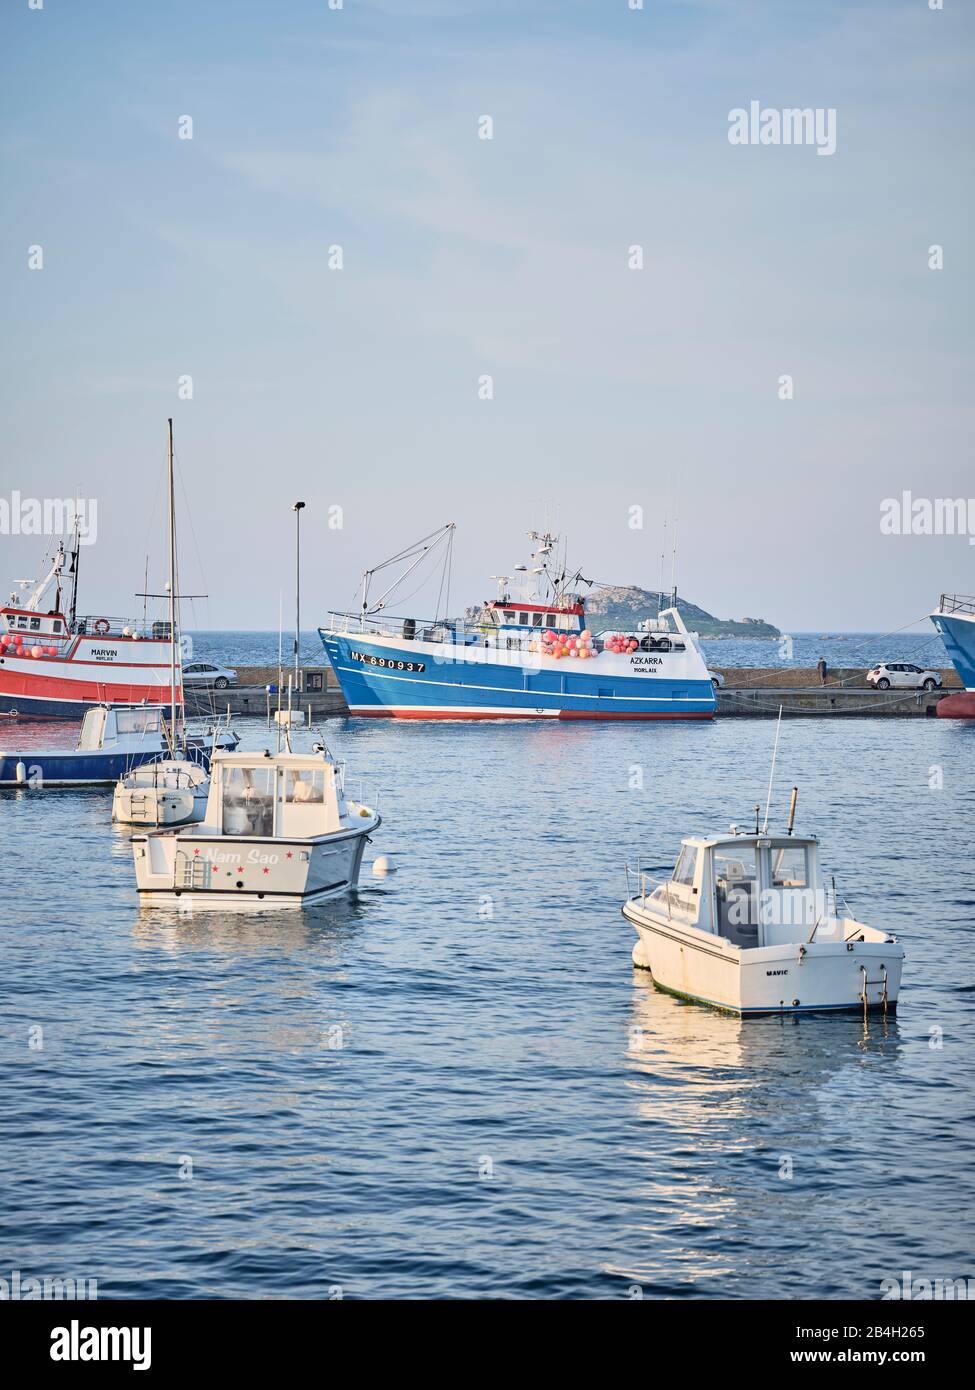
[183,626,930,636]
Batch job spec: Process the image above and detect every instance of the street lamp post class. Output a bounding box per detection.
[293,501,306,696]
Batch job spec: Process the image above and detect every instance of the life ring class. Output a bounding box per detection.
[93,618,111,635]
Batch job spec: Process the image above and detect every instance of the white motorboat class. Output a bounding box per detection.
[112,756,209,827]
[623,793,904,1017]
[132,746,380,909]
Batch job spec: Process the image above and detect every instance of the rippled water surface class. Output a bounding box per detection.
[1,714,973,1298]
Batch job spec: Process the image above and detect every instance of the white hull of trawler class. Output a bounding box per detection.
[133,814,379,910]
[624,904,903,1016]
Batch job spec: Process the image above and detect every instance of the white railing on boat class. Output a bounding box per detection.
[623,864,685,920]
[322,611,689,659]
[6,617,168,644]
[322,611,459,643]
[74,615,166,638]
[326,758,380,818]
[938,593,975,617]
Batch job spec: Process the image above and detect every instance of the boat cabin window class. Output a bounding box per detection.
[78,708,107,750]
[115,709,162,736]
[762,843,818,938]
[279,765,334,836]
[519,612,529,625]
[504,610,516,622]
[770,845,808,887]
[29,617,41,630]
[285,770,324,804]
[672,845,699,888]
[221,766,275,837]
[53,620,62,633]
[714,845,760,945]
[532,612,543,627]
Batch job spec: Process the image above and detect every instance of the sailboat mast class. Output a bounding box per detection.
[293,501,305,694]
[167,418,178,751]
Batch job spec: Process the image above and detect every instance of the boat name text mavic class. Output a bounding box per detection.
[196,846,285,866]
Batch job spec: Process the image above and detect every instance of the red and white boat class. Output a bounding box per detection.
[1,536,180,720]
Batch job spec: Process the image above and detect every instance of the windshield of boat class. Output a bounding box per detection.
[672,844,699,887]
[221,766,275,837]
[115,709,162,737]
[770,845,808,887]
[285,769,324,804]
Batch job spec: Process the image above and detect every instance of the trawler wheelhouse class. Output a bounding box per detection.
[2,608,68,640]
[482,600,585,634]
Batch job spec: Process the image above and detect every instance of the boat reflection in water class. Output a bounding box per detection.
[126,895,381,1065]
[606,977,902,1296]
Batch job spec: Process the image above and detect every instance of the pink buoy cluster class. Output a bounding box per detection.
[603,632,639,655]
[541,628,598,660]
[0,633,60,658]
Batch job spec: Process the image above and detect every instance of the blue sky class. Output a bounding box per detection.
[1,0,972,630]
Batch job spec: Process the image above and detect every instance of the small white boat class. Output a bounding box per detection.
[112,756,209,827]
[132,746,380,909]
[623,799,904,1017]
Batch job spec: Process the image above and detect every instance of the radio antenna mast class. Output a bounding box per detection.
[762,705,784,833]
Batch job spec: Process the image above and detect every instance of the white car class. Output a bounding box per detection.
[182,661,237,690]
[866,662,942,692]
[707,669,725,690]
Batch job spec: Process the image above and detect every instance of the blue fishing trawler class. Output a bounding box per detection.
[931,593,975,718]
[318,525,716,720]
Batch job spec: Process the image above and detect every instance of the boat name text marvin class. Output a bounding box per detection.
[350,651,426,672]
[90,648,119,660]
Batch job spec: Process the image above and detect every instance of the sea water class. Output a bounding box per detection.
[0,709,972,1298]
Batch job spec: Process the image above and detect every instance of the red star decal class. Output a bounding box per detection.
[237,867,243,874]
[286,851,293,859]
[194,848,200,856]
[263,867,270,875]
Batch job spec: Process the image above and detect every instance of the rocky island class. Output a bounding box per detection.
[584,585,780,639]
